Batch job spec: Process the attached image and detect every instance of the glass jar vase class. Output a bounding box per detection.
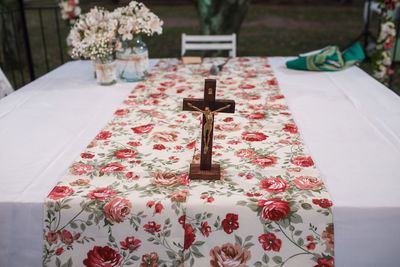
[94,55,117,85]
[116,36,149,82]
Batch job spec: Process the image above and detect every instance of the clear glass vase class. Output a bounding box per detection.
[94,55,117,86]
[116,36,149,82]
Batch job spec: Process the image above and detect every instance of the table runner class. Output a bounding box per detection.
[43,57,334,267]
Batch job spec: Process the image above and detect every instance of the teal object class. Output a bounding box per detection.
[286,43,365,71]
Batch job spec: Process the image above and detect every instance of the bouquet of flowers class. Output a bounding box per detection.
[59,0,81,25]
[112,1,163,41]
[69,7,118,61]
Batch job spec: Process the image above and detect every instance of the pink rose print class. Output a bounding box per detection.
[83,246,122,267]
[81,153,95,159]
[241,132,268,142]
[140,252,159,267]
[131,124,155,134]
[200,221,212,237]
[234,148,256,159]
[150,172,181,187]
[114,109,129,116]
[87,188,117,200]
[153,144,166,150]
[120,236,141,251]
[210,243,251,267]
[152,131,178,142]
[187,140,196,149]
[171,190,188,202]
[113,149,136,159]
[282,124,298,134]
[221,213,239,234]
[260,177,291,193]
[322,225,334,250]
[184,223,196,250]
[46,231,58,244]
[47,186,74,200]
[293,176,323,190]
[248,104,267,110]
[246,113,265,120]
[69,178,90,187]
[306,242,316,250]
[251,156,277,167]
[312,198,333,208]
[258,198,290,221]
[56,247,63,256]
[144,221,161,233]
[127,141,142,146]
[103,198,132,223]
[70,163,93,175]
[269,104,287,110]
[99,163,125,173]
[239,84,255,89]
[59,229,73,245]
[269,95,284,101]
[95,131,112,140]
[258,233,282,252]
[292,156,314,167]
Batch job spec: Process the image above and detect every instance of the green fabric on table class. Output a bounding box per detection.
[286,43,365,71]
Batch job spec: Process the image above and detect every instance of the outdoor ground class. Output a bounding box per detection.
[6,1,400,95]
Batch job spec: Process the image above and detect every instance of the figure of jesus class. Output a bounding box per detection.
[187,103,231,154]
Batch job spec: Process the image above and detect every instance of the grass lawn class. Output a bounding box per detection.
[2,2,399,95]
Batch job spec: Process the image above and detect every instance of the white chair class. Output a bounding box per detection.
[0,67,14,99]
[181,33,236,57]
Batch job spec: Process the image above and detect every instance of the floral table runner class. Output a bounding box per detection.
[43,57,334,267]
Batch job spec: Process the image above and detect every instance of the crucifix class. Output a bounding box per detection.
[182,79,235,180]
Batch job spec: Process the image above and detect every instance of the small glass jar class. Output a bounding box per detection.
[116,36,149,82]
[94,55,117,86]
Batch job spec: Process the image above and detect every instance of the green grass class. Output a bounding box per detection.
[1,2,399,95]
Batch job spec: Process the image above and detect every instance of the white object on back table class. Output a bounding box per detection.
[0,58,399,267]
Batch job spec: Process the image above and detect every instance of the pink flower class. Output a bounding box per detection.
[314,257,334,267]
[154,203,163,214]
[241,132,268,142]
[306,243,316,250]
[113,149,136,159]
[114,109,129,116]
[95,131,112,140]
[293,176,323,190]
[258,198,290,221]
[70,163,93,175]
[104,198,132,223]
[283,124,298,134]
[312,198,333,208]
[292,156,314,167]
[56,247,63,256]
[46,231,58,244]
[246,113,265,120]
[48,186,74,200]
[260,177,291,193]
[153,144,166,150]
[258,233,282,252]
[234,148,256,159]
[252,156,277,167]
[87,188,117,200]
[239,84,255,89]
[81,153,95,159]
[131,124,155,134]
[200,221,211,237]
[184,223,196,250]
[120,236,141,251]
[59,229,73,245]
[99,163,125,173]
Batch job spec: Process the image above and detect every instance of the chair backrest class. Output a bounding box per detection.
[0,67,14,100]
[181,33,236,57]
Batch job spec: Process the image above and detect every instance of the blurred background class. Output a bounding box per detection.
[1,0,399,95]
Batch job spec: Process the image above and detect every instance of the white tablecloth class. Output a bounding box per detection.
[0,58,399,266]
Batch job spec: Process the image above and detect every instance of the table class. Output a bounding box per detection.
[0,58,399,266]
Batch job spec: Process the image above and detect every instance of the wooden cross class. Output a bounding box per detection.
[182,79,235,180]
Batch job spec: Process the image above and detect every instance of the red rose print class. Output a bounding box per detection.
[292,156,314,167]
[293,176,323,190]
[245,94,261,100]
[307,235,314,242]
[140,252,159,267]
[56,247,63,256]
[144,221,161,233]
[314,257,334,267]
[184,223,196,250]
[96,131,112,140]
[210,243,251,266]
[146,201,155,208]
[223,117,234,122]
[154,203,163,214]
[312,198,333,208]
[99,163,125,173]
[120,236,141,251]
[70,163,93,175]
[186,140,196,149]
[258,233,282,252]
[283,124,298,134]
[153,144,166,150]
[150,93,167,99]
[252,156,277,167]
[270,104,287,110]
[260,177,291,193]
[114,109,129,116]
[143,99,159,105]
[268,79,278,86]
[241,132,268,142]
[234,148,256,159]
[239,84,255,90]
[46,231,58,244]
[178,215,186,225]
[131,124,155,134]
[200,221,212,237]
[59,229,74,245]
[246,113,265,120]
[103,198,132,223]
[81,153,95,159]
[113,149,136,159]
[270,95,284,101]
[249,104,267,110]
[127,141,142,146]
[160,81,175,87]
[221,213,239,234]
[48,186,74,200]
[83,246,122,267]
[87,188,117,200]
[207,197,215,203]
[258,198,290,221]
[69,178,90,187]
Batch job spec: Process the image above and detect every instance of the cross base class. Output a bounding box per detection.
[189,164,220,180]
